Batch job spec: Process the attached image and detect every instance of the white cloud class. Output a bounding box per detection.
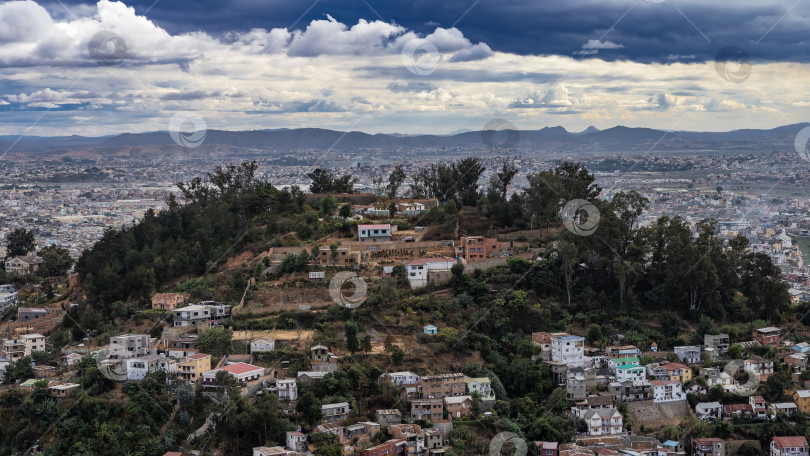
[581,39,624,50]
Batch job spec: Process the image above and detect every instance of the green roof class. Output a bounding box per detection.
[613,356,640,364]
[617,364,644,370]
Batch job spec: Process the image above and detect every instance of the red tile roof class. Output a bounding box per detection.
[772,436,808,449]
[188,353,210,360]
[359,224,390,230]
[220,362,263,375]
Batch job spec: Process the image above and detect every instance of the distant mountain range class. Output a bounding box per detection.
[3,123,808,159]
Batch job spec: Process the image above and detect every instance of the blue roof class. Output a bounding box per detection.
[663,440,679,447]
[559,335,583,341]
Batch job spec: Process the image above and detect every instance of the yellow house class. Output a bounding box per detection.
[177,353,212,382]
[793,390,810,413]
[662,362,692,383]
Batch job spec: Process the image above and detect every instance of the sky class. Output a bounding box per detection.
[1,0,810,136]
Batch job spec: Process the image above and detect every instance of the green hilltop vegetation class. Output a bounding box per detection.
[0,160,801,456]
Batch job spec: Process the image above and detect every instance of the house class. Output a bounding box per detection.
[744,357,774,377]
[572,395,614,418]
[33,365,56,378]
[686,383,707,395]
[607,345,642,358]
[109,334,150,359]
[17,307,48,322]
[695,402,723,421]
[388,423,423,453]
[723,403,753,419]
[645,363,669,379]
[250,338,275,353]
[704,334,730,354]
[770,436,808,456]
[786,353,807,371]
[363,439,406,456]
[253,447,297,456]
[692,438,725,456]
[125,354,166,380]
[609,380,651,402]
[380,371,420,386]
[651,380,684,403]
[176,353,211,382]
[167,336,199,358]
[792,342,810,354]
[424,325,437,335]
[420,373,466,398]
[793,390,810,413]
[321,402,350,424]
[310,344,332,362]
[582,408,623,436]
[403,258,456,288]
[537,442,559,456]
[410,399,444,422]
[464,376,495,401]
[202,362,265,389]
[609,357,640,372]
[297,371,327,384]
[770,402,798,417]
[455,235,498,261]
[49,382,80,399]
[750,396,768,419]
[275,378,298,401]
[375,409,402,426]
[753,327,781,346]
[615,364,646,382]
[347,422,381,440]
[673,346,702,364]
[0,287,17,312]
[567,370,588,401]
[660,363,692,383]
[172,302,231,327]
[443,395,472,418]
[2,333,46,360]
[358,224,392,242]
[4,255,44,276]
[699,367,734,390]
[285,431,307,452]
[551,335,585,367]
[312,422,343,440]
[151,293,185,311]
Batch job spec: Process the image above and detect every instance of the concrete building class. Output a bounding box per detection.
[109,334,150,359]
[403,258,455,288]
[582,408,623,436]
[358,224,392,242]
[420,373,466,399]
[151,293,185,311]
[176,353,211,382]
[464,376,495,401]
[172,302,231,327]
[286,431,307,452]
[651,380,685,403]
[202,362,265,389]
[455,235,498,261]
[550,335,585,367]
[692,438,726,456]
[250,338,275,353]
[275,378,298,401]
[321,402,350,424]
[2,333,45,360]
[380,371,420,386]
[673,346,702,364]
[753,327,781,346]
[704,334,730,354]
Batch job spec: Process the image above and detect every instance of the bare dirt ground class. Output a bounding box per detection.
[231,329,314,343]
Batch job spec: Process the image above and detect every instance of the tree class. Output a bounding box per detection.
[586,325,602,344]
[345,322,360,353]
[360,335,372,353]
[339,204,352,218]
[308,169,357,194]
[6,228,35,258]
[558,241,578,308]
[197,327,233,356]
[320,196,337,217]
[296,391,323,424]
[728,344,743,360]
[386,165,406,199]
[38,246,73,277]
[391,346,405,365]
[487,161,518,202]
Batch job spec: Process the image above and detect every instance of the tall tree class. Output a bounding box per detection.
[6,228,35,257]
[386,165,406,199]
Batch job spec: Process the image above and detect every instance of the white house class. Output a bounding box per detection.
[582,408,623,436]
[358,224,391,242]
[172,302,232,327]
[403,258,455,288]
[464,376,495,401]
[615,364,646,382]
[125,354,164,380]
[550,335,585,367]
[286,431,307,452]
[0,287,17,312]
[276,379,298,401]
[380,371,421,386]
[251,338,275,353]
[651,380,685,403]
[695,402,723,421]
[674,346,702,364]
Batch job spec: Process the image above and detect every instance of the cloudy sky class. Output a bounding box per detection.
[1,0,810,136]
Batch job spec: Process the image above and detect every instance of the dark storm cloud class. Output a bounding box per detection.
[47,0,810,63]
